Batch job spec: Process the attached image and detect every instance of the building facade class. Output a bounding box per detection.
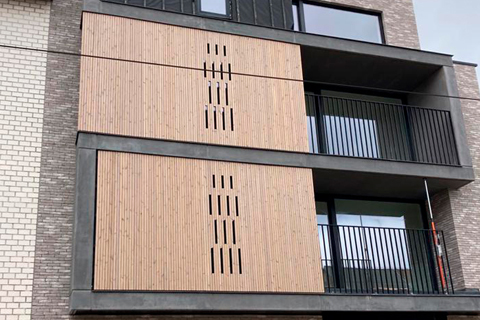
[0,0,480,319]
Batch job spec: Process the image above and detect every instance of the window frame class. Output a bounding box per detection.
[292,0,386,44]
[197,0,232,19]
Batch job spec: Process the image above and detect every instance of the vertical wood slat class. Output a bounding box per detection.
[94,151,324,293]
[78,13,309,152]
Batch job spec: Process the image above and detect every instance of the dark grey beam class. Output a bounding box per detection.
[77,132,475,184]
[83,0,453,67]
[71,147,97,291]
[70,290,480,314]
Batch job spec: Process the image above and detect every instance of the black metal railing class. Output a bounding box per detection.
[318,224,455,295]
[306,95,459,165]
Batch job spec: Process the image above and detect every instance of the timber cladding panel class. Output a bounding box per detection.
[94,151,323,293]
[78,13,309,152]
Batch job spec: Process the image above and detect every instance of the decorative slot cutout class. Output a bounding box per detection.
[212,174,216,188]
[238,248,242,274]
[229,248,233,274]
[214,220,218,244]
[208,81,212,104]
[220,63,224,80]
[213,107,217,129]
[216,82,220,105]
[230,108,234,131]
[223,45,227,57]
[212,62,215,78]
[235,196,239,216]
[204,105,208,128]
[230,176,233,189]
[211,248,215,273]
[217,195,221,215]
[207,43,210,54]
[215,44,219,55]
[226,195,230,216]
[228,63,232,80]
[221,175,224,188]
[222,108,226,130]
[209,194,213,215]
[220,248,224,274]
[225,83,229,106]
[203,61,207,78]
[232,220,236,244]
[223,220,227,244]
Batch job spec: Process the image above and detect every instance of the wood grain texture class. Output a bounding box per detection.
[94,151,323,293]
[78,13,309,152]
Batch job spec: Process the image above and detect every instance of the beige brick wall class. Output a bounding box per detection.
[320,0,420,49]
[0,0,50,319]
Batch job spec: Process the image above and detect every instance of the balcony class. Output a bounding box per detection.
[318,224,454,295]
[306,95,459,166]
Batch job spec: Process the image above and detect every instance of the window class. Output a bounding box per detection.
[292,1,384,44]
[199,0,230,17]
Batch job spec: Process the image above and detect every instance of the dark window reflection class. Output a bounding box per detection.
[303,3,383,43]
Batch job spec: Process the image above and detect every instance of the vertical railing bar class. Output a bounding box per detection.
[407,229,421,294]
[382,228,394,293]
[366,227,378,293]
[350,99,361,158]
[346,99,356,157]
[399,229,413,294]
[346,226,358,293]
[422,108,436,163]
[352,227,366,293]
[441,231,455,294]
[367,102,379,159]
[343,99,353,157]
[410,109,425,163]
[372,226,385,293]
[340,226,353,293]
[373,102,387,160]
[382,103,395,160]
[359,102,369,158]
[445,111,460,165]
[440,111,454,165]
[413,108,428,163]
[320,225,332,292]
[388,104,402,161]
[427,109,442,164]
[363,101,373,158]
[312,95,320,154]
[378,227,390,293]
[327,98,337,155]
[393,229,407,293]
[387,228,401,293]
[394,105,409,161]
[327,225,340,292]
[317,96,326,154]
[332,98,342,156]
[362,227,374,293]
[339,99,348,156]
[306,95,314,153]
[433,110,448,164]
[413,229,428,294]
[419,230,434,293]
[404,107,418,162]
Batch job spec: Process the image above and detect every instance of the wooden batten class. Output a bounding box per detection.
[78,13,309,152]
[94,151,323,293]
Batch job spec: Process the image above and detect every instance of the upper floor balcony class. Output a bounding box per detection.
[306,94,459,166]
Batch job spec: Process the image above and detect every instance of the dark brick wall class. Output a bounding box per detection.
[31,0,83,319]
[431,63,480,292]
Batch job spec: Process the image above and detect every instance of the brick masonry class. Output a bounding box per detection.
[0,0,51,319]
[432,63,480,292]
[30,0,82,319]
[320,0,420,49]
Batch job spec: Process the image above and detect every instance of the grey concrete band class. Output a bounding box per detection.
[77,132,475,184]
[83,0,453,67]
[70,290,480,314]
